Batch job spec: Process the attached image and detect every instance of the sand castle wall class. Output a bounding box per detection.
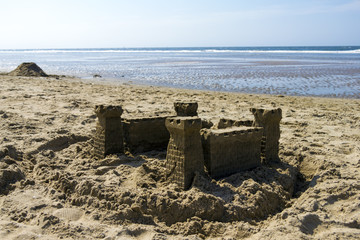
[251,108,282,162]
[201,127,263,178]
[216,118,253,129]
[165,117,204,190]
[93,105,124,159]
[122,116,172,152]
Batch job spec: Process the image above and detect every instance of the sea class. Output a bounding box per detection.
[0,46,359,98]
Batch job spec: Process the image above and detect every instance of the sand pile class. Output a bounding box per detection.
[8,62,48,77]
[0,75,359,239]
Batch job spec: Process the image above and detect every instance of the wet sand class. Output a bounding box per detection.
[0,75,359,239]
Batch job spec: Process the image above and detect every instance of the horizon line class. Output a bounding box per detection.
[1,45,360,50]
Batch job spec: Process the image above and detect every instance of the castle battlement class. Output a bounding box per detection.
[95,105,123,118]
[174,102,198,116]
[203,126,263,138]
[165,117,202,131]
[216,118,253,129]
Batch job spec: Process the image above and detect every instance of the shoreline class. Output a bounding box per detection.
[0,75,359,239]
[7,73,358,100]
[85,76,360,100]
[48,74,360,101]
[1,46,359,99]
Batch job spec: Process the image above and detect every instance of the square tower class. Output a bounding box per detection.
[165,117,204,190]
[93,105,123,159]
[250,108,282,162]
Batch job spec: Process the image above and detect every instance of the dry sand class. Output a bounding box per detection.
[0,74,359,239]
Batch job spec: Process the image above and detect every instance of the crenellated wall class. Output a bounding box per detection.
[216,118,253,129]
[201,127,263,178]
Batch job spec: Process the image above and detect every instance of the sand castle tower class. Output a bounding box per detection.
[165,102,204,190]
[174,102,198,116]
[250,108,282,162]
[93,105,124,159]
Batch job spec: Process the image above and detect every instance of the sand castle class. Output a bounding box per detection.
[93,102,282,189]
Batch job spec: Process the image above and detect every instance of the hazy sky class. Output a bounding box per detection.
[1,0,360,48]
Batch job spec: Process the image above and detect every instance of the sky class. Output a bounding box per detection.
[0,0,359,49]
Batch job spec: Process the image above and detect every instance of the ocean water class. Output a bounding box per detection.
[0,46,359,98]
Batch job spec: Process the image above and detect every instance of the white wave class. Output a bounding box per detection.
[0,49,204,54]
[204,49,360,54]
[0,49,359,54]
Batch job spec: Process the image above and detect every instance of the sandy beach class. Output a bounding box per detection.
[0,74,359,239]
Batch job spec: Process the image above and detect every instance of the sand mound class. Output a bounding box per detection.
[9,62,48,77]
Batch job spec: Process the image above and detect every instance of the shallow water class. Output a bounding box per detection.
[0,47,359,98]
